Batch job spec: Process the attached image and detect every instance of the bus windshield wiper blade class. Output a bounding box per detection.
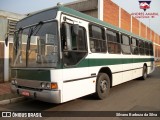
[26,21,43,66]
[15,28,23,54]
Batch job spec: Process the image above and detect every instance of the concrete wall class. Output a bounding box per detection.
[66,0,98,18]
[0,17,8,41]
[0,10,25,82]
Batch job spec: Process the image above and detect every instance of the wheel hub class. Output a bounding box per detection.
[100,80,107,92]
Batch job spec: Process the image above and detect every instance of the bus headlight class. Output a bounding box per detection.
[41,82,46,88]
[11,80,17,85]
[15,80,17,85]
[46,83,51,89]
[41,82,58,89]
[11,80,15,84]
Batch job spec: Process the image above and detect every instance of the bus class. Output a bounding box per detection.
[9,6,155,103]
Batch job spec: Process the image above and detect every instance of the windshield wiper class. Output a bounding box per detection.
[26,21,43,66]
[13,28,23,66]
[15,28,23,54]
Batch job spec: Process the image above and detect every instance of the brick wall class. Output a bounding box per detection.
[156,34,159,44]
[121,9,131,31]
[103,0,119,27]
[132,17,139,36]
[159,46,160,57]
[103,0,160,58]
[147,27,151,40]
[151,31,154,42]
[140,23,146,38]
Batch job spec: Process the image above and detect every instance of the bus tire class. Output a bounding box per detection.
[95,73,110,100]
[142,65,147,80]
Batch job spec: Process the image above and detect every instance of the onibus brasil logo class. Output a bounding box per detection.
[138,0,152,11]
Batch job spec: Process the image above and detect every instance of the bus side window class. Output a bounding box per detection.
[121,35,131,54]
[145,42,150,55]
[139,40,145,55]
[106,29,121,54]
[89,25,106,53]
[150,43,153,56]
[131,38,139,55]
[62,23,87,66]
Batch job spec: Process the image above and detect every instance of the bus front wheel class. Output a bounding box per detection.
[95,73,110,100]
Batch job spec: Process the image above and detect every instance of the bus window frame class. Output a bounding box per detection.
[131,37,139,55]
[89,23,107,53]
[61,22,88,67]
[106,28,121,54]
[121,34,131,55]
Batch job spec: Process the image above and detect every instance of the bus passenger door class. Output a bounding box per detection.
[60,15,95,102]
[121,35,132,82]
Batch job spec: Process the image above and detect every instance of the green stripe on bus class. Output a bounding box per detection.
[76,58,154,67]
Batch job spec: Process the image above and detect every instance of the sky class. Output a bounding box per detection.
[0,0,159,35]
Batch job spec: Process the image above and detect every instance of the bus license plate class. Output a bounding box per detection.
[21,91,30,96]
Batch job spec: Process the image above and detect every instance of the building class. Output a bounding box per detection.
[0,10,25,82]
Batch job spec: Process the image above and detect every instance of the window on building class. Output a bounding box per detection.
[121,35,131,54]
[106,29,121,54]
[131,38,139,55]
[8,19,18,36]
[89,25,106,52]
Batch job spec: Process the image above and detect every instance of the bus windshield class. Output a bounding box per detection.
[12,21,59,68]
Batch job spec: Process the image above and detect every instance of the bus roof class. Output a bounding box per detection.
[58,6,152,43]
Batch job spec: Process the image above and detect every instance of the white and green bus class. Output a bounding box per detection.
[10,6,155,103]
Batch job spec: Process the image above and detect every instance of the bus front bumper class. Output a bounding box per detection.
[11,84,61,103]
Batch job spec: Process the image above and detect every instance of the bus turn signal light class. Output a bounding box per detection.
[51,83,58,89]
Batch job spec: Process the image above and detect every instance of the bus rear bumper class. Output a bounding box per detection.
[11,84,61,103]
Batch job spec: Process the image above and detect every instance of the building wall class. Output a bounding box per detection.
[66,0,98,18]
[121,9,131,31]
[0,17,8,41]
[147,27,151,40]
[103,0,119,27]
[0,11,25,82]
[132,17,139,36]
[0,17,7,82]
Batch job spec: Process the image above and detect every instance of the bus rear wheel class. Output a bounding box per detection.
[142,65,147,80]
[95,73,110,100]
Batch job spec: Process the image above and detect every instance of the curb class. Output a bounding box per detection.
[0,96,25,105]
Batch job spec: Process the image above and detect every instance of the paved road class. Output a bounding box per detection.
[0,67,160,120]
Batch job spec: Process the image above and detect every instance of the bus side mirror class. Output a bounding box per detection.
[73,24,79,36]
